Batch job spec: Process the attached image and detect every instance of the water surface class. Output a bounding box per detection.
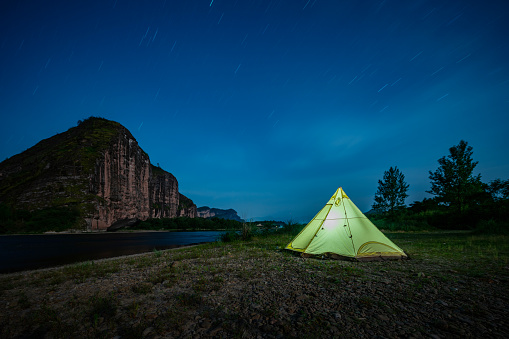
[0,231,221,273]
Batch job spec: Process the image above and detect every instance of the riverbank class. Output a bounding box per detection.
[1,232,508,338]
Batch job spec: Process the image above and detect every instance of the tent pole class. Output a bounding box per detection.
[342,197,356,255]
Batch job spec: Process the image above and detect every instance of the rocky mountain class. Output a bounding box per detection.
[196,206,243,222]
[0,117,196,231]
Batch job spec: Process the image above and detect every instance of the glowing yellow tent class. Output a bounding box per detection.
[286,187,407,261]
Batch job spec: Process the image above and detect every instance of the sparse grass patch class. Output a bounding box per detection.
[87,293,118,323]
[131,282,153,294]
[133,256,154,268]
[172,250,201,261]
[117,322,148,339]
[324,263,364,279]
[176,292,202,307]
[153,248,163,258]
[0,276,16,293]
[193,277,209,292]
[125,300,141,319]
[146,266,176,285]
[16,291,31,309]
[60,260,119,282]
[236,268,256,280]
[21,304,75,338]
[212,275,224,283]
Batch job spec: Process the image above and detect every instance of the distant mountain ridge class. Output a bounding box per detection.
[196,206,243,222]
[0,117,196,231]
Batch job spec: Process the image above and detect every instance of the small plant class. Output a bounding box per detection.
[126,301,141,319]
[87,293,118,323]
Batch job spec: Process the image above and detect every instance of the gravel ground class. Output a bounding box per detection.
[1,236,508,338]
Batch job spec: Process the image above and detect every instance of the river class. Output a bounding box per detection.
[0,231,222,274]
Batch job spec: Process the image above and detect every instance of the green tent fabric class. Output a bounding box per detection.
[286,187,407,260]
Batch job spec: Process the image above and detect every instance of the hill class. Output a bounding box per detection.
[0,117,196,232]
[196,206,243,222]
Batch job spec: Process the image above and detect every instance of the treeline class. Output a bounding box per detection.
[370,197,509,233]
[135,217,244,231]
[0,204,81,234]
[370,140,509,233]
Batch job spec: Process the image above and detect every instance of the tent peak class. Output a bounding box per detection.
[330,187,349,203]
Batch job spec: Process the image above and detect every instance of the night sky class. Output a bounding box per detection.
[1,0,508,221]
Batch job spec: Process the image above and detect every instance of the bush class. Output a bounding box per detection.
[219,231,238,242]
[240,223,253,241]
[371,218,433,232]
[473,219,509,235]
[282,220,304,235]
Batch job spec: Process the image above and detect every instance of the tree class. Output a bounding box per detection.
[486,179,509,201]
[427,140,482,212]
[372,166,409,215]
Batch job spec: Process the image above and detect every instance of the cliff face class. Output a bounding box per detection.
[149,165,179,219]
[178,193,197,218]
[0,117,196,231]
[196,206,243,222]
[88,129,151,230]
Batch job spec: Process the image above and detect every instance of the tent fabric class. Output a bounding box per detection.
[286,187,407,260]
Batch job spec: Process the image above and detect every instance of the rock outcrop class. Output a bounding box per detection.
[178,193,197,218]
[149,165,179,219]
[88,127,151,229]
[0,117,196,231]
[196,206,243,222]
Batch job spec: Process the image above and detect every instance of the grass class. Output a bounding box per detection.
[1,230,508,338]
[33,260,122,285]
[131,282,153,294]
[386,231,509,262]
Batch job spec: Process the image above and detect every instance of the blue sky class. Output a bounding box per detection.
[1,0,508,221]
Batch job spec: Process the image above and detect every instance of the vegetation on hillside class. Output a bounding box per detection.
[178,194,196,212]
[0,203,82,234]
[0,117,126,212]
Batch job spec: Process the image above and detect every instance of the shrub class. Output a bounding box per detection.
[473,219,509,235]
[240,223,253,241]
[219,231,238,242]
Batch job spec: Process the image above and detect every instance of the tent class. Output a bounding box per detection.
[286,187,407,261]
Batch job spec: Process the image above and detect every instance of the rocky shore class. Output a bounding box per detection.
[1,233,508,338]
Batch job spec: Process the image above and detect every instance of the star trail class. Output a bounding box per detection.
[1,0,508,221]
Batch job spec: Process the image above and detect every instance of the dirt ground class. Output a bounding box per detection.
[1,236,508,338]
